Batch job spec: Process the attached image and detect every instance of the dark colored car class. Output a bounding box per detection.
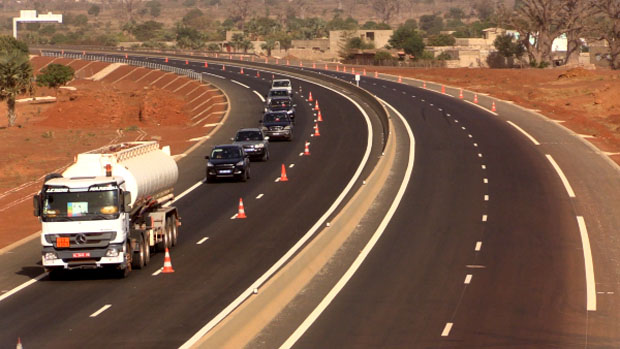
[260,112,294,141]
[205,145,250,182]
[232,128,270,161]
[264,96,296,119]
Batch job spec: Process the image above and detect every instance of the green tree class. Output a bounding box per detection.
[0,36,29,55]
[374,50,394,65]
[146,0,162,17]
[88,5,101,17]
[0,49,34,127]
[176,25,204,49]
[493,33,525,66]
[261,36,277,56]
[132,21,164,41]
[388,25,425,58]
[277,33,293,52]
[36,64,74,92]
[419,14,443,34]
[427,34,456,46]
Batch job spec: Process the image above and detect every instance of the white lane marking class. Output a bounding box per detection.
[197,237,209,245]
[189,135,210,141]
[256,194,264,199]
[447,113,451,117]
[484,194,489,201]
[465,100,499,116]
[464,274,473,284]
[275,177,281,182]
[461,126,466,130]
[421,99,425,102]
[545,155,576,198]
[473,143,478,147]
[231,79,250,88]
[478,153,483,158]
[481,165,486,170]
[253,90,266,102]
[441,323,453,337]
[475,241,482,251]
[279,99,415,349]
[164,180,203,207]
[289,164,295,168]
[202,123,222,128]
[430,103,434,107]
[0,273,46,303]
[468,134,473,138]
[182,70,376,349]
[483,178,488,184]
[466,265,486,269]
[577,216,597,311]
[230,213,238,220]
[152,267,163,276]
[90,304,112,318]
[507,121,540,145]
[438,108,443,112]
[203,72,225,79]
[299,152,304,156]
[482,214,488,222]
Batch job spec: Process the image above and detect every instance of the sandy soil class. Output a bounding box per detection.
[0,57,227,249]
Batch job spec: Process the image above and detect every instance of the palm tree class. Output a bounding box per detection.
[0,50,34,127]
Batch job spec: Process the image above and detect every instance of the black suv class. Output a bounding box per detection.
[264,96,296,119]
[260,112,294,141]
[205,145,251,182]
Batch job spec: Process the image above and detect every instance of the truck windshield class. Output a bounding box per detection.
[42,188,120,222]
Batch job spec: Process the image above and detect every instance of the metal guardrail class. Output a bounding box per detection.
[41,51,203,82]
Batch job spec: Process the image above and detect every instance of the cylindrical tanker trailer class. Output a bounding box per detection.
[33,142,181,278]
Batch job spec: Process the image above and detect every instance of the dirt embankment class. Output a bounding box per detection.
[0,56,227,248]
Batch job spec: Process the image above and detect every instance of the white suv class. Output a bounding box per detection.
[271,79,292,93]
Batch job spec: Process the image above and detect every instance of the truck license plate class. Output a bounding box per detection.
[72,252,91,258]
[56,237,70,248]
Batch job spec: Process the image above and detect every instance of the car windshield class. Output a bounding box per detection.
[235,131,263,141]
[269,99,291,109]
[264,113,289,122]
[42,188,120,221]
[273,81,290,88]
[269,90,289,97]
[211,147,242,159]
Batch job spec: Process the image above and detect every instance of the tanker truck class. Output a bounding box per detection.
[33,141,181,278]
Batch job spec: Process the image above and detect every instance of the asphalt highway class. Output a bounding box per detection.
[0,54,381,347]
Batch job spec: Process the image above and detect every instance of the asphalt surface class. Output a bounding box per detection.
[274,70,620,347]
[0,54,381,347]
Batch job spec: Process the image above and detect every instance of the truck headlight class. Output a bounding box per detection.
[44,252,57,260]
[106,248,119,257]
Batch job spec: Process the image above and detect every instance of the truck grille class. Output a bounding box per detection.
[269,126,283,131]
[47,232,116,249]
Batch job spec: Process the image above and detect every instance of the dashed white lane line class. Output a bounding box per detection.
[507,121,540,145]
[461,126,466,130]
[288,164,295,168]
[481,164,486,170]
[253,90,266,102]
[230,213,238,220]
[577,216,597,311]
[275,177,281,182]
[464,274,473,284]
[256,194,264,199]
[484,194,489,201]
[90,304,112,318]
[0,273,46,303]
[475,241,482,251]
[473,143,478,147]
[231,79,250,88]
[478,153,483,158]
[441,322,453,337]
[468,134,472,138]
[152,268,163,276]
[482,214,488,222]
[545,155,576,198]
[197,237,209,245]
[483,178,488,184]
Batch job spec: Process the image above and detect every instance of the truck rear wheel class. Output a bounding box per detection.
[156,227,169,251]
[170,216,178,246]
[143,233,150,265]
[132,235,146,269]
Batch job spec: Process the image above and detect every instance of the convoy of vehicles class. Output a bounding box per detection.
[266,87,291,104]
[33,141,180,278]
[264,96,296,119]
[260,112,295,141]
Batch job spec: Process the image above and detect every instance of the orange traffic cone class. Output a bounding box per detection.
[240,67,244,74]
[423,81,427,88]
[16,337,23,349]
[229,54,232,59]
[256,70,260,77]
[474,94,479,104]
[237,198,247,219]
[286,60,290,65]
[313,62,316,69]
[314,100,320,111]
[398,75,402,83]
[375,71,378,78]
[125,54,128,59]
[185,60,188,65]
[314,123,321,137]
[352,67,355,74]
[240,55,243,61]
[304,142,311,156]
[82,50,85,55]
[61,49,64,55]
[492,101,496,112]
[299,61,303,67]
[308,92,313,102]
[222,65,226,71]
[317,110,323,122]
[325,64,329,70]
[441,85,446,94]
[265,58,268,63]
[336,65,340,72]
[165,57,168,63]
[280,164,289,182]
[459,88,463,99]
[363,69,367,76]
[162,248,174,273]
[204,61,208,67]
[276,59,279,64]
[343,66,347,72]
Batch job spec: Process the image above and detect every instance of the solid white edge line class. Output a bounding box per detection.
[545,154,576,198]
[441,322,453,337]
[256,194,264,199]
[180,70,375,349]
[464,274,473,284]
[278,98,415,349]
[89,304,112,318]
[464,100,499,116]
[577,216,597,311]
[203,72,225,79]
[152,267,163,276]
[197,237,209,245]
[253,90,266,102]
[166,181,203,207]
[231,79,250,88]
[0,273,46,303]
[506,120,541,145]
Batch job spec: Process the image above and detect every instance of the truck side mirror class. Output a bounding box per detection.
[33,194,41,217]
[123,192,131,213]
